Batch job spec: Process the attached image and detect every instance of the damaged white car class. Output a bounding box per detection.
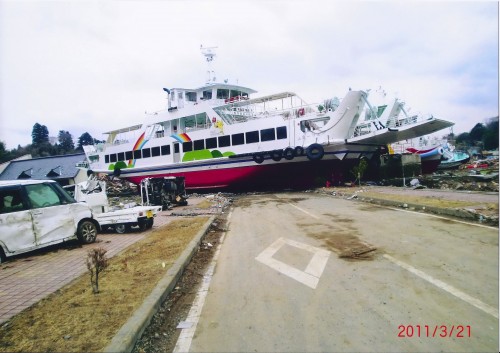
[0,179,98,263]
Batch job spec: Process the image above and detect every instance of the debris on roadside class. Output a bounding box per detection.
[339,247,377,260]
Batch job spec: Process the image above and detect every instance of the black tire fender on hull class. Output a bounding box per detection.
[252,153,265,164]
[306,143,324,161]
[283,147,295,160]
[294,146,305,157]
[270,149,283,162]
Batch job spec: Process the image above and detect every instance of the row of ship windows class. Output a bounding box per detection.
[105,126,287,163]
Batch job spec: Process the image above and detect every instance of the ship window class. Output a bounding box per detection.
[202,90,212,100]
[184,115,195,129]
[193,139,205,151]
[183,141,193,152]
[105,155,110,163]
[277,126,287,140]
[117,152,125,161]
[133,150,142,159]
[174,143,179,153]
[195,113,209,129]
[110,154,117,163]
[161,145,171,155]
[217,89,229,99]
[142,148,151,158]
[218,135,230,147]
[231,133,244,146]
[125,151,133,160]
[206,137,217,149]
[246,131,259,144]
[186,92,197,102]
[151,146,161,157]
[261,128,275,142]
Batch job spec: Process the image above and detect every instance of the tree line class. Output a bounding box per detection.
[0,123,104,164]
[454,116,499,151]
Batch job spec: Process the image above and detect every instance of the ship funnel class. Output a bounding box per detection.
[316,90,366,140]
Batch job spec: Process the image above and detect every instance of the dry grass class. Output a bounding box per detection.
[359,190,498,210]
[0,216,209,353]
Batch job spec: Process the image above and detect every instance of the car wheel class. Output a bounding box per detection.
[115,224,130,234]
[77,220,97,244]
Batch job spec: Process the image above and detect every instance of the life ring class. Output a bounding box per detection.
[294,146,305,157]
[252,153,265,164]
[306,143,324,161]
[270,149,283,162]
[298,108,305,116]
[283,147,294,160]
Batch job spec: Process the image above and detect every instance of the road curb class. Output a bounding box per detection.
[103,215,216,353]
[353,196,498,226]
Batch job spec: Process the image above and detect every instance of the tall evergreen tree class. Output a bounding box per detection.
[58,130,75,153]
[31,123,49,145]
[77,132,94,150]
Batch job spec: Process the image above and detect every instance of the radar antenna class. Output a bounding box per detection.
[200,45,218,83]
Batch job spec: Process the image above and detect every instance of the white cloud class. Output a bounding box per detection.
[0,1,497,149]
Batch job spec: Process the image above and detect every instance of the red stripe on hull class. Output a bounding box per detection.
[127,159,346,191]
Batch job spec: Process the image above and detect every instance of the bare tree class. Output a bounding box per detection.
[86,247,109,294]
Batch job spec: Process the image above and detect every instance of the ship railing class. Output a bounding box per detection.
[214,103,321,124]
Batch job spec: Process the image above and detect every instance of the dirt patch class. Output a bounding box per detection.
[132,216,227,353]
[0,217,210,353]
[311,230,378,261]
[298,214,378,261]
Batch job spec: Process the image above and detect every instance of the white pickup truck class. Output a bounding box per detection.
[64,178,162,234]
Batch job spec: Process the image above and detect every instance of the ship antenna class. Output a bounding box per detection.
[200,45,218,84]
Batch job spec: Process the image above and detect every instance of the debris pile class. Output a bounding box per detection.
[421,157,499,192]
[96,175,139,196]
[94,175,141,207]
[204,193,233,213]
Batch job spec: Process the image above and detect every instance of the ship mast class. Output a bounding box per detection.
[200,45,218,84]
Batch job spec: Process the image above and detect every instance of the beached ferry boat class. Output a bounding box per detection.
[81,49,454,190]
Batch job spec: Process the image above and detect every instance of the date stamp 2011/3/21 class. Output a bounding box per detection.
[398,325,471,338]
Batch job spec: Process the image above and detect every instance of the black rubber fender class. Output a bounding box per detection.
[270,149,283,162]
[283,147,294,160]
[306,143,324,161]
[294,146,305,157]
[252,153,265,164]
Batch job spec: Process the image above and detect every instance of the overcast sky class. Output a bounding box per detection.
[0,1,498,150]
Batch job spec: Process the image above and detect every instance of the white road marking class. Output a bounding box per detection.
[173,212,230,353]
[288,203,320,219]
[255,237,330,289]
[384,254,499,319]
[386,207,498,230]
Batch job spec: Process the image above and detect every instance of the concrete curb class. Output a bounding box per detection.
[103,215,216,353]
[353,196,499,226]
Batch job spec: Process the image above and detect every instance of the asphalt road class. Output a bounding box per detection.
[181,192,498,353]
